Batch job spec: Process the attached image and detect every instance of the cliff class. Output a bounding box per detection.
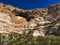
[0,3,60,45]
[0,3,60,36]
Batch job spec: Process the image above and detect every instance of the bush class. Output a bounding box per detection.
[0,33,60,45]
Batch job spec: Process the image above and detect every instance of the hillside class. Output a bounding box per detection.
[0,3,60,45]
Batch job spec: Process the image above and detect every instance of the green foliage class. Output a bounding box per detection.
[0,33,60,45]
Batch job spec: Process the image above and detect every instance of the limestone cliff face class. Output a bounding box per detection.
[0,3,60,36]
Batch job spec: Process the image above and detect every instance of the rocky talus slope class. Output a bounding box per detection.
[0,3,60,36]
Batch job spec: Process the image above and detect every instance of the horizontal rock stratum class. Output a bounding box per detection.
[0,3,60,36]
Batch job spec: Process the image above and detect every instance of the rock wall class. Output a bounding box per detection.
[0,3,60,36]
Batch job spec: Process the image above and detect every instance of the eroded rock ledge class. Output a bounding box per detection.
[0,3,60,36]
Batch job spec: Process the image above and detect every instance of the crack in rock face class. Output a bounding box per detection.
[0,3,60,36]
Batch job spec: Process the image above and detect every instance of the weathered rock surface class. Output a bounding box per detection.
[0,3,60,36]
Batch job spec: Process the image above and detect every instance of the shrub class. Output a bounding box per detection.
[0,33,60,45]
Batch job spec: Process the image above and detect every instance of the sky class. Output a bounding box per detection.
[0,0,60,10]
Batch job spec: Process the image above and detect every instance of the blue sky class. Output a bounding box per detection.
[0,0,60,10]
